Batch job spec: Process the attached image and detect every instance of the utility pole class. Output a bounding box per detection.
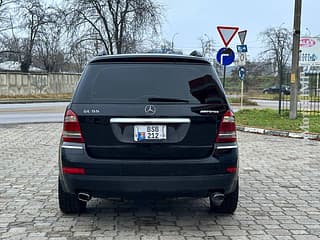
[290,0,302,119]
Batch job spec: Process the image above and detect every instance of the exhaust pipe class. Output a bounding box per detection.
[78,193,91,202]
[210,192,224,206]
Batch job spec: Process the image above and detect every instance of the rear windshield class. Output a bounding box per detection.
[73,63,225,104]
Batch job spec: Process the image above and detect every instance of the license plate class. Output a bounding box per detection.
[134,125,167,141]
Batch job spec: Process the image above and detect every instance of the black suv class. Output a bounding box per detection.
[58,54,239,214]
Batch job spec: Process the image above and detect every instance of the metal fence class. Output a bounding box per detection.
[280,72,320,116]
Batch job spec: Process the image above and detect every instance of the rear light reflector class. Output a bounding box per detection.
[62,167,85,175]
[62,109,84,143]
[216,110,237,143]
[226,167,237,173]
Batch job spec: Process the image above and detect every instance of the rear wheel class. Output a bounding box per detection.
[58,179,86,214]
[210,182,238,214]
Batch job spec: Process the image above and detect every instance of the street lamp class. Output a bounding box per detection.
[171,33,179,51]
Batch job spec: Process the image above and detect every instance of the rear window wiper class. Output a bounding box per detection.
[147,97,189,103]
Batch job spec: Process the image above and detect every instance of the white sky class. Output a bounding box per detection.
[158,0,318,60]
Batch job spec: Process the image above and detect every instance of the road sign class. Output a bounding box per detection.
[216,47,235,66]
[237,45,248,53]
[238,30,247,45]
[238,53,246,66]
[217,26,239,47]
[238,67,246,81]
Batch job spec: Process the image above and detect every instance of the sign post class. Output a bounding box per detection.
[241,80,244,109]
[216,47,235,87]
[216,26,239,88]
[237,30,248,109]
[238,67,246,109]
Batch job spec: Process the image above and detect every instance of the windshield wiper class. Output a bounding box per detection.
[148,97,189,103]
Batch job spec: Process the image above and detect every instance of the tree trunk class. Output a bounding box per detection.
[21,55,32,72]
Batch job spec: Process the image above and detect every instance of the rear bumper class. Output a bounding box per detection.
[59,142,239,198]
[61,174,238,198]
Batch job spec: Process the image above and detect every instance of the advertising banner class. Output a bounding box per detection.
[299,37,320,66]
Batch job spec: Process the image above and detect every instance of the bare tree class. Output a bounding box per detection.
[34,9,65,72]
[0,0,15,32]
[64,0,162,55]
[260,26,292,87]
[0,34,21,61]
[17,0,49,72]
[199,35,215,59]
[66,41,94,72]
[0,0,16,56]
[198,34,224,76]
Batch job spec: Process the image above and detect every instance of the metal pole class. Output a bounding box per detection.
[223,65,226,88]
[317,72,319,97]
[240,80,244,109]
[278,76,282,115]
[289,0,302,119]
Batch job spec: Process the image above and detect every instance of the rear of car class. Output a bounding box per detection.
[58,54,239,214]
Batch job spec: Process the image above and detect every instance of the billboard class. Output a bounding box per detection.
[299,37,320,66]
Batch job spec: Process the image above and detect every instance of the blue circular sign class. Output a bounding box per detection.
[238,66,246,81]
[216,47,235,66]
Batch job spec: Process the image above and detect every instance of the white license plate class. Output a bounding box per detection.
[134,125,167,141]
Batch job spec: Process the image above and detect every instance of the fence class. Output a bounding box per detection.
[280,72,320,116]
[222,71,320,116]
[0,72,81,96]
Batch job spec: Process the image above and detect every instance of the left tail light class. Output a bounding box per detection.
[62,109,84,143]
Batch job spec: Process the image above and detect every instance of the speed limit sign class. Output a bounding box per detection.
[238,53,246,66]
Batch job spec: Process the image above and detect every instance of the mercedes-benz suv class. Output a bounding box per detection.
[58,54,239,214]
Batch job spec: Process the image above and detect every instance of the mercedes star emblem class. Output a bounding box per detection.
[144,105,156,115]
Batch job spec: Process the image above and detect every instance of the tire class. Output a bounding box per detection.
[210,182,239,214]
[58,179,86,214]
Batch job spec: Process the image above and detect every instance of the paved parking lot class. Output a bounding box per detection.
[0,123,320,240]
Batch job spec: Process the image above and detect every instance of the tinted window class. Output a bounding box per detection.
[73,63,225,104]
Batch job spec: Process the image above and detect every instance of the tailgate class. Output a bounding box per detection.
[72,104,221,160]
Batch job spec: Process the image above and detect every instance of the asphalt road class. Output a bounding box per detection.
[0,101,276,124]
[253,99,319,111]
[0,102,243,124]
[0,102,69,124]
[0,99,317,124]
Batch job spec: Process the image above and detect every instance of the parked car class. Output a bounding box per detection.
[58,54,239,214]
[263,85,290,95]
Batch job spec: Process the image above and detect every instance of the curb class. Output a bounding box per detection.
[237,126,320,141]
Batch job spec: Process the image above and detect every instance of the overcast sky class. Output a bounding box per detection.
[158,0,318,60]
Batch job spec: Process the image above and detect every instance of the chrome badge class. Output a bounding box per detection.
[144,105,156,115]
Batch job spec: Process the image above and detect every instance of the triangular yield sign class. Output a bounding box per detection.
[238,30,247,45]
[217,26,239,47]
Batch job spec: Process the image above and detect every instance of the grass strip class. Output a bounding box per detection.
[235,108,320,133]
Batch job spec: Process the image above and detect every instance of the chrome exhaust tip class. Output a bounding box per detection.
[210,192,224,206]
[78,193,91,202]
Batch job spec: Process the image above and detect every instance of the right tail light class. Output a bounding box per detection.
[216,110,237,143]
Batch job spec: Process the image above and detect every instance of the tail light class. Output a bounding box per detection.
[216,110,236,143]
[62,109,84,143]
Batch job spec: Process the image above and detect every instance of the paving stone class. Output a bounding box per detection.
[0,124,319,239]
